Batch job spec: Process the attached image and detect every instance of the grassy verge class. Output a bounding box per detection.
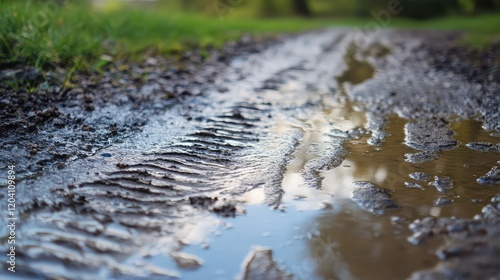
[0,1,329,71]
[388,13,500,46]
[1,0,499,73]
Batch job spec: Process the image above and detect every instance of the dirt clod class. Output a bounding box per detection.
[241,248,294,280]
[477,166,500,185]
[351,181,399,215]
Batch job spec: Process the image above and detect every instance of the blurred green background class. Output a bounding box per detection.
[91,0,500,19]
[93,0,500,19]
[1,0,499,73]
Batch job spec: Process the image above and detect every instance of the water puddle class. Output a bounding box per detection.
[335,43,376,87]
[265,114,498,280]
[168,43,500,279]
[148,205,322,280]
[325,117,500,219]
[15,34,497,279]
[306,116,500,279]
[195,107,499,279]
[305,201,438,280]
[280,95,366,210]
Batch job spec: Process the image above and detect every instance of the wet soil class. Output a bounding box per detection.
[0,29,499,280]
[0,35,277,179]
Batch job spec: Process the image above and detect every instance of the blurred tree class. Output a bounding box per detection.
[475,0,496,10]
[292,0,311,16]
[449,0,499,14]
[356,0,391,16]
[180,0,196,11]
[396,0,451,19]
[259,0,280,17]
[356,0,371,16]
[459,0,475,13]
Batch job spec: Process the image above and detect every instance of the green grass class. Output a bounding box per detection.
[388,13,500,46]
[0,0,329,71]
[1,0,499,73]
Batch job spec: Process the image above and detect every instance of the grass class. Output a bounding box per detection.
[0,0,328,71]
[0,0,499,73]
[388,13,500,46]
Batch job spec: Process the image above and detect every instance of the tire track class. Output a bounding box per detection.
[1,30,351,279]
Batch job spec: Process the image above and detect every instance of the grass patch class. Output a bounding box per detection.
[0,0,330,71]
[388,13,500,46]
[1,0,498,73]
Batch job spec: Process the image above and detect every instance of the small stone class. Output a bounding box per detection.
[466,142,500,153]
[433,197,454,207]
[189,196,218,208]
[481,204,500,219]
[470,198,483,203]
[429,176,453,193]
[170,252,203,269]
[405,182,426,190]
[240,248,294,280]
[347,127,366,139]
[409,172,432,182]
[210,202,237,217]
[391,215,406,225]
[69,87,85,95]
[407,216,500,279]
[351,181,399,215]
[116,163,128,168]
[405,151,439,163]
[407,231,427,245]
[477,166,500,185]
[404,119,458,151]
[145,57,158,66]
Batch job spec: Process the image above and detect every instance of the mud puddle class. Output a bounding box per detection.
[335,43,376,87]
[305,117,500,279]
[327,117,500,219]
[166,41,499,279]
[2,30,499,280]
[172,111,499,280]
[150,205,319,279]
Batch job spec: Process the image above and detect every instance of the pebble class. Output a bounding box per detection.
[433,197,454,207]
[477,166,500,185]
[429,176,453,193]
[351,181,399,215]
[409,172,432,182]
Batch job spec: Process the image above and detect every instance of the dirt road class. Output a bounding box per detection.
[1,29,499,280]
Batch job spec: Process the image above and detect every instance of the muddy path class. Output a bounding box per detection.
[1,29,499,280]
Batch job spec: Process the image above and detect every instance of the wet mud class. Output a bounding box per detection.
[0,29,499,279]
[351,181,399,215]
[241,248,294,280]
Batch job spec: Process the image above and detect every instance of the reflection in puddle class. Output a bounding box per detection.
[336,43,376,87]
[307,201,439,280]
[167,118,498,279]
[268,103,499,279]
[242,187,267,205]
[280,95,366,210]
[306,116,500,279]
[163,43,499,279]
[325,117,500,219]
[156,205,322,279]
[246,45,497,279]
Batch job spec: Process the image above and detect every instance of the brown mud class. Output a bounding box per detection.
[0,29,499,280]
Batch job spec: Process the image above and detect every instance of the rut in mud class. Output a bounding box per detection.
[1,30,499,280]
